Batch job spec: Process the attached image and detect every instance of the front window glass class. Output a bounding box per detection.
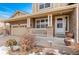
[39,4,44,9]
[57,18,63,28]
[45,3,50,8]
[57,23,63,28]
[36,18,48,28]
[39,3,50,9]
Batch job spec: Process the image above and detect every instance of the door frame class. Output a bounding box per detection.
[55,15,69,36]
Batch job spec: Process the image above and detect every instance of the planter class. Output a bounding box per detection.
[64,37,75,46]
[66,32,74,38]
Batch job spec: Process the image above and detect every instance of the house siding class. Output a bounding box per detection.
[32,3,68,13]
[10,20,27,36]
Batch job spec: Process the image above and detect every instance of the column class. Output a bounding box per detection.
[26,17,32,34]
[47,14,53,37]
[3,22,6,36]
[27,17,31,28]
[48,14,52,27]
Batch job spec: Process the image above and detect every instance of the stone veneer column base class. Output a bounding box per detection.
[47,27,53,37]
[26,27,33,35]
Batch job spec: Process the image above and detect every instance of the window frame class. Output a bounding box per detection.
[35,18,48,28]
[39,3,51,9]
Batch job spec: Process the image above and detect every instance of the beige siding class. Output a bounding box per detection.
[53,3,67,8]
[11,27,27,36]
[10,20,27,36]
[32,3,68,13]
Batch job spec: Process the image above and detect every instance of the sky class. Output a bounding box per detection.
[0,3,32,19]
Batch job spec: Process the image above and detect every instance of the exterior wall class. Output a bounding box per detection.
[69,8,77,42]
[10,20,27,36]
[32,3,68,13]
[78,4,79,42]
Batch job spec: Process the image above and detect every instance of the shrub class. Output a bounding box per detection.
[5,39,17,52]
[6,39,17,47]
[20,34,36,53]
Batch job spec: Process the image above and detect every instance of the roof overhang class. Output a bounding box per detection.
[5,4,78,23]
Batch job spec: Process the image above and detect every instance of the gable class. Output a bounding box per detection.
[11,11,28,18]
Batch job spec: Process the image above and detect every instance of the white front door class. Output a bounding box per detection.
[55,16,66,36]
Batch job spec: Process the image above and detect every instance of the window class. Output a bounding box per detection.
[45,3,50,8]
[39,4,44,9]
[57,18,63,28]
[12,25,18,28]
[36,18,48,28]
[68,3,75,5]
[39,3,50,9]
[37,25,40,28]
[57,23,63,28]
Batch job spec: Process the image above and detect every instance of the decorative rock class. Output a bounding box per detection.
[0,46,10,55]
[13,46,20,51]
[42,48,61,55]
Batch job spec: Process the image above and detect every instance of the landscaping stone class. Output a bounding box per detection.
[13,46,20,51]
[0,46,10,55]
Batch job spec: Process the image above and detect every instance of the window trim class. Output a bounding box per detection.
[39,3,51,9]
[35,18,48,28]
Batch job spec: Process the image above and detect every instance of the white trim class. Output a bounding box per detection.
[39,3,52,10]
[27,18,31,27]
[76,5,78,43]
[48,14,52,27]
[35,18,48,28]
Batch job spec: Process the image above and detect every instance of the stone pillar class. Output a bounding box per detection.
[47,14,53,37]
[47,27,53,37]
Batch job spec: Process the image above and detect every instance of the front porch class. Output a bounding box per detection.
[4,5,78,42]
[26,9,76,38]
